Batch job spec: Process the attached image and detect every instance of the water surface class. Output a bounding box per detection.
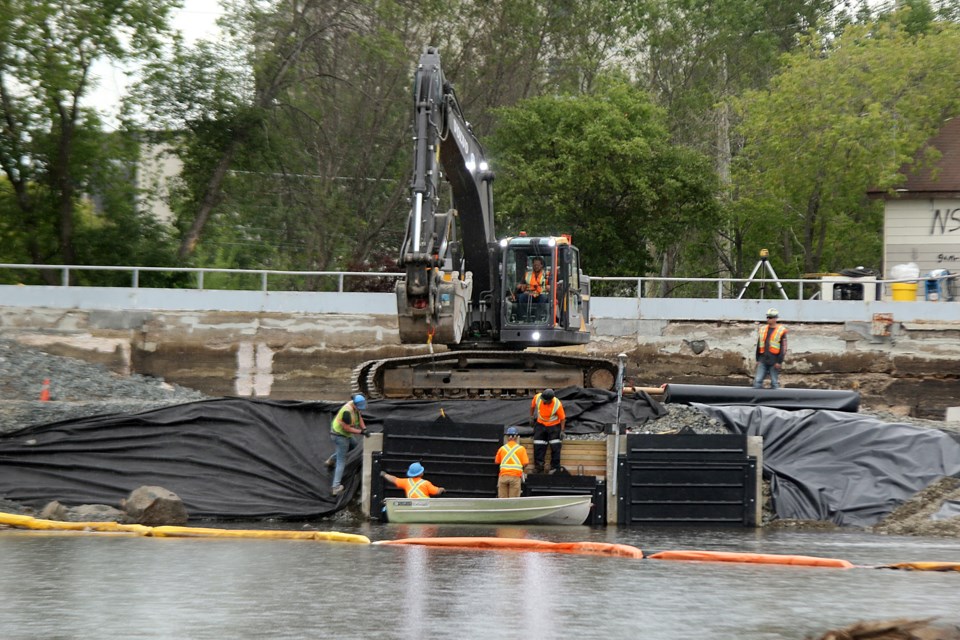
[1,524,957,639]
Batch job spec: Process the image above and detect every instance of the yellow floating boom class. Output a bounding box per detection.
[0,511,370,545]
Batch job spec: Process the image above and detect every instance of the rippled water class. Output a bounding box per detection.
[1,524,958,640]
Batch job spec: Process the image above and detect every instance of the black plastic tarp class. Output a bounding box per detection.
[695,404,960,527]
[0,398,354,519]
[0,390,663,519]
[932,500,960,521]
[362,387,666,435]
[665,384,860,412]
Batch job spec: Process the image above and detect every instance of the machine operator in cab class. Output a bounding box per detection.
[513,256,549,305]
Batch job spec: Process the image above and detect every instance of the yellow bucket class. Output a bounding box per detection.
[891,283,918,301]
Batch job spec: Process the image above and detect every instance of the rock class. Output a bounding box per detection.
[122,485,188,526]
[39,501,125,522]
[813,618,960,640]
[38,501,70,521]
[67,504,126,522]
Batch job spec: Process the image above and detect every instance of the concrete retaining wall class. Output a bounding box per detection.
[1,286,958,418]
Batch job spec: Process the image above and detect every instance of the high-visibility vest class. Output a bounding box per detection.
[331,401,358,436]
[758,325,787,355]
[525,270,546,295]
[406,478,429,499]
[534,394,562,426]
[498,442,525,476]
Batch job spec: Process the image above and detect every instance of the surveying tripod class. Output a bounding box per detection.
[737,249,789,300]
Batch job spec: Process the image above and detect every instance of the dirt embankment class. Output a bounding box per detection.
[2,338,959,534]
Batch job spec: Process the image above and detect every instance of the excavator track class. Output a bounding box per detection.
[350,350,617,400]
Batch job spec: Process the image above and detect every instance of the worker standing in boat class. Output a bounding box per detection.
[495,426,530,497]
[530,388,566,474]
[753,308,788,390]
[326,394,368,496]
[381,462,446,498]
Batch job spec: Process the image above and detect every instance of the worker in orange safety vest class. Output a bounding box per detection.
[381,462,445,498]
[754,308,788,389]
[495,426,530,497]
[529,388,566,474]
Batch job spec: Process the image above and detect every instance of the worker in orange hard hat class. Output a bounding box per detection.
[753,308,788,390]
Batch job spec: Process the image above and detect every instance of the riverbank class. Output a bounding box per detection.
[2,338,958,535]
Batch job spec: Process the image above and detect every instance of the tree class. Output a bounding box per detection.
[488,78,720,287]
[0,0,180,277]
[731,10,960,277]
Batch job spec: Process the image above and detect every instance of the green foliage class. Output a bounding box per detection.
[489,78,721,278]
[731,10,960,276]
[0,0,180,278]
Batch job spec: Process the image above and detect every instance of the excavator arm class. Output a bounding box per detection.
[396,47,496,346]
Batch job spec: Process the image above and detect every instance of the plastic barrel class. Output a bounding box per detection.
[891,282,918,301]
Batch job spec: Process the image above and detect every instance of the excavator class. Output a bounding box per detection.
[351,47,617,398]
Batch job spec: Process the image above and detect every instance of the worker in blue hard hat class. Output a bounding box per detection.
[381,462,445,498]
[327,393,369,496]
[753,308,788,390]
[495,426,530,497]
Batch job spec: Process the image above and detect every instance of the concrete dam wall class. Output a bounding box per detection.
[1,288,958,419]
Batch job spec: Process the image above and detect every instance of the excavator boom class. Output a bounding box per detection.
[359,46,616,398]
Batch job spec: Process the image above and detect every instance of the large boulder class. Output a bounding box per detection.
[121,486,188,526]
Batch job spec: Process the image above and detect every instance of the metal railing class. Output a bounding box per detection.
[1,263,956,300]
[0,263,403,293]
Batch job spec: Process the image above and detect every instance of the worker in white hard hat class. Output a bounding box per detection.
[753,308,788,389]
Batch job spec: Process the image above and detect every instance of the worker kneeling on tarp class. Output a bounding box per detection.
[495,427,530,498]
[381,462,446,498]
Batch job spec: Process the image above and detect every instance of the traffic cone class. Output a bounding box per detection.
[39,378,50,402]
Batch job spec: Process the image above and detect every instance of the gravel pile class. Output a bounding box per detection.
[0,338,207,435]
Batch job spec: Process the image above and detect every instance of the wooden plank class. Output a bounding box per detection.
[516,439,607,478]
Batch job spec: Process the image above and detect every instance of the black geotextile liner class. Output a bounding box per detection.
[363,387,666,436]
[0,390,664,519]
[664,384,860,412]
[694,404,960,527]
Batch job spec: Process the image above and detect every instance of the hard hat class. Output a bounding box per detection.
[352,394,367,410]
[407,462,425,478]
[506,426,519,436]
[765,308,779,318]
[541,388,555,402]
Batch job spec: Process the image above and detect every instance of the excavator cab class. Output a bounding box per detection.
[500,236,591,347]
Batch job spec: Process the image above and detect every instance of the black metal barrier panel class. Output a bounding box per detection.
[523,475,606,526]
[617,434,758,527]
[370,419,503,520]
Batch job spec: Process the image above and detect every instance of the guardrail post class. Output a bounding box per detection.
[338,274,344,292]
[261,272,268,292]
[61,268,69,287]
[132,268,139,288]
[198,271,204,290]
[718,279,724,299]
[636,278,643,299]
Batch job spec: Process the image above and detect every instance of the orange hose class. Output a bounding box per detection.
[648,550,853,568]
[378,536,643,559]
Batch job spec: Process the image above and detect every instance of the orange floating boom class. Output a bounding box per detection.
[648,550,854,568]
[880,562,960,572]
[377,537,644,559]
